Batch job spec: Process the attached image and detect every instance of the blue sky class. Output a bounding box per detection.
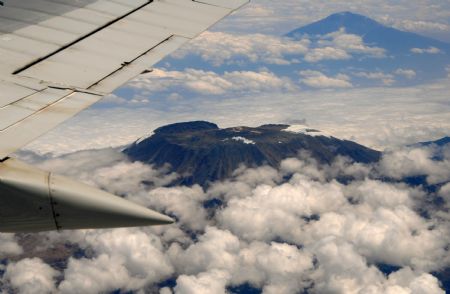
[25,0,450,155]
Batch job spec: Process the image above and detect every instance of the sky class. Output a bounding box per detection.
[1,0,450,293]
[24,0,450,155]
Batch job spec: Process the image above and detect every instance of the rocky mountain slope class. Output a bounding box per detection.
[124,121,381,187]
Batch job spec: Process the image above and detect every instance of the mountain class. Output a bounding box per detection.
[161,11,450,90]
[286,11,450,54]
[285,11,450,85]
[123,121,381,187]
[418,136,450,147]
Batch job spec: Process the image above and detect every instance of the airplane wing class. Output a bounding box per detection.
[0,0,248,159]
[0,0,249,233]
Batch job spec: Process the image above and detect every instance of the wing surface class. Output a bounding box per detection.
[0,0,248,158]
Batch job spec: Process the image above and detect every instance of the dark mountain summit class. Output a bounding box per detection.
[123,121,380,187]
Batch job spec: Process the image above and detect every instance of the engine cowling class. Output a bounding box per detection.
[0,158,173,233]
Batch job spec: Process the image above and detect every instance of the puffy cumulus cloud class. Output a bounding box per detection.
[0,234,22,255]
[300,70,353,88]
[172,31,310,66]
[21,148,179,195]
[169,227,315,294]
[411,47,442,54]
[218,179,346,243]
[127,68,297,96]
[59,229,174,293]
[4,258,58,294]
[311,238,445,293]
[134,185,209,231]
[174,270,230,294]
[378,146,450,184]
[168,227,240,275]
[7,141,450,293]
[395,68,417,79]
[232,242,314,293]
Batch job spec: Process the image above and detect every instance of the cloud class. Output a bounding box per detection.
[389,19,450,33]
[172,31,310,66]
[174,29,385,67]
[0,234,22,256]
[395,69,417,79]
[127,69,297,96]
[377,146,450,184]
[304,46,350,62]
[4,258,58,294]
[59,229,174,293]
[411,47,442,54]
[299,70,353,88]
[318,29,386,58]
[174,270,230,294]
[354,71,396,85]
[217,0,450,44]
[4,142,450,293]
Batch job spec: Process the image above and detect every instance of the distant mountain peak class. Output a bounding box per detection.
[286,11,384,38]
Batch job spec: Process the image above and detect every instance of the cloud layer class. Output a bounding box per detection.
[2,142,450,293]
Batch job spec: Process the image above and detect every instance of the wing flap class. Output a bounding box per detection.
[0,91,102,158]
[0,0,249,158]
[15,0,232,89]
[90,35,189,93]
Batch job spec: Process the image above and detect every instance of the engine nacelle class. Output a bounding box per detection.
[0,158,173,232]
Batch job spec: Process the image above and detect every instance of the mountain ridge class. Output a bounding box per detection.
[123,121,381,187]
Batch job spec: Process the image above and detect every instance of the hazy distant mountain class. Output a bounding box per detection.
[285,11,450,85]
[417,136,450,147]
[124,121,380,187]
[287,11,450,54]
[163,12,450,88]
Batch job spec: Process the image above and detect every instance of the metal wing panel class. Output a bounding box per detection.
[193,0,249,9]
[0,91,102,159]
[0,0,249,158]
[90,35,190,93]
[0,80,36,108]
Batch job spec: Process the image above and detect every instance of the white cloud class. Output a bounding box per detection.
[319,29,386,58]
[389,19,450,33]
[4,258,58,294]
[172,31,310,66]
[304,46,350,62]
[5,142,450,294]
[378,146,450,184]
[135,185,209,231]
[300,70,353,88]
[0,234,22,255]
[354,71,395,85]
[395,69,417,79]
[175,270,230,294]
[128,69,297,96]
[59,229,174,293]
[231,136,256,144]
[411,47,442,54]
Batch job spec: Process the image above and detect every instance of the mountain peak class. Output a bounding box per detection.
[154,121,218,135]
[286,11,384,38]
[124,122,381,187]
